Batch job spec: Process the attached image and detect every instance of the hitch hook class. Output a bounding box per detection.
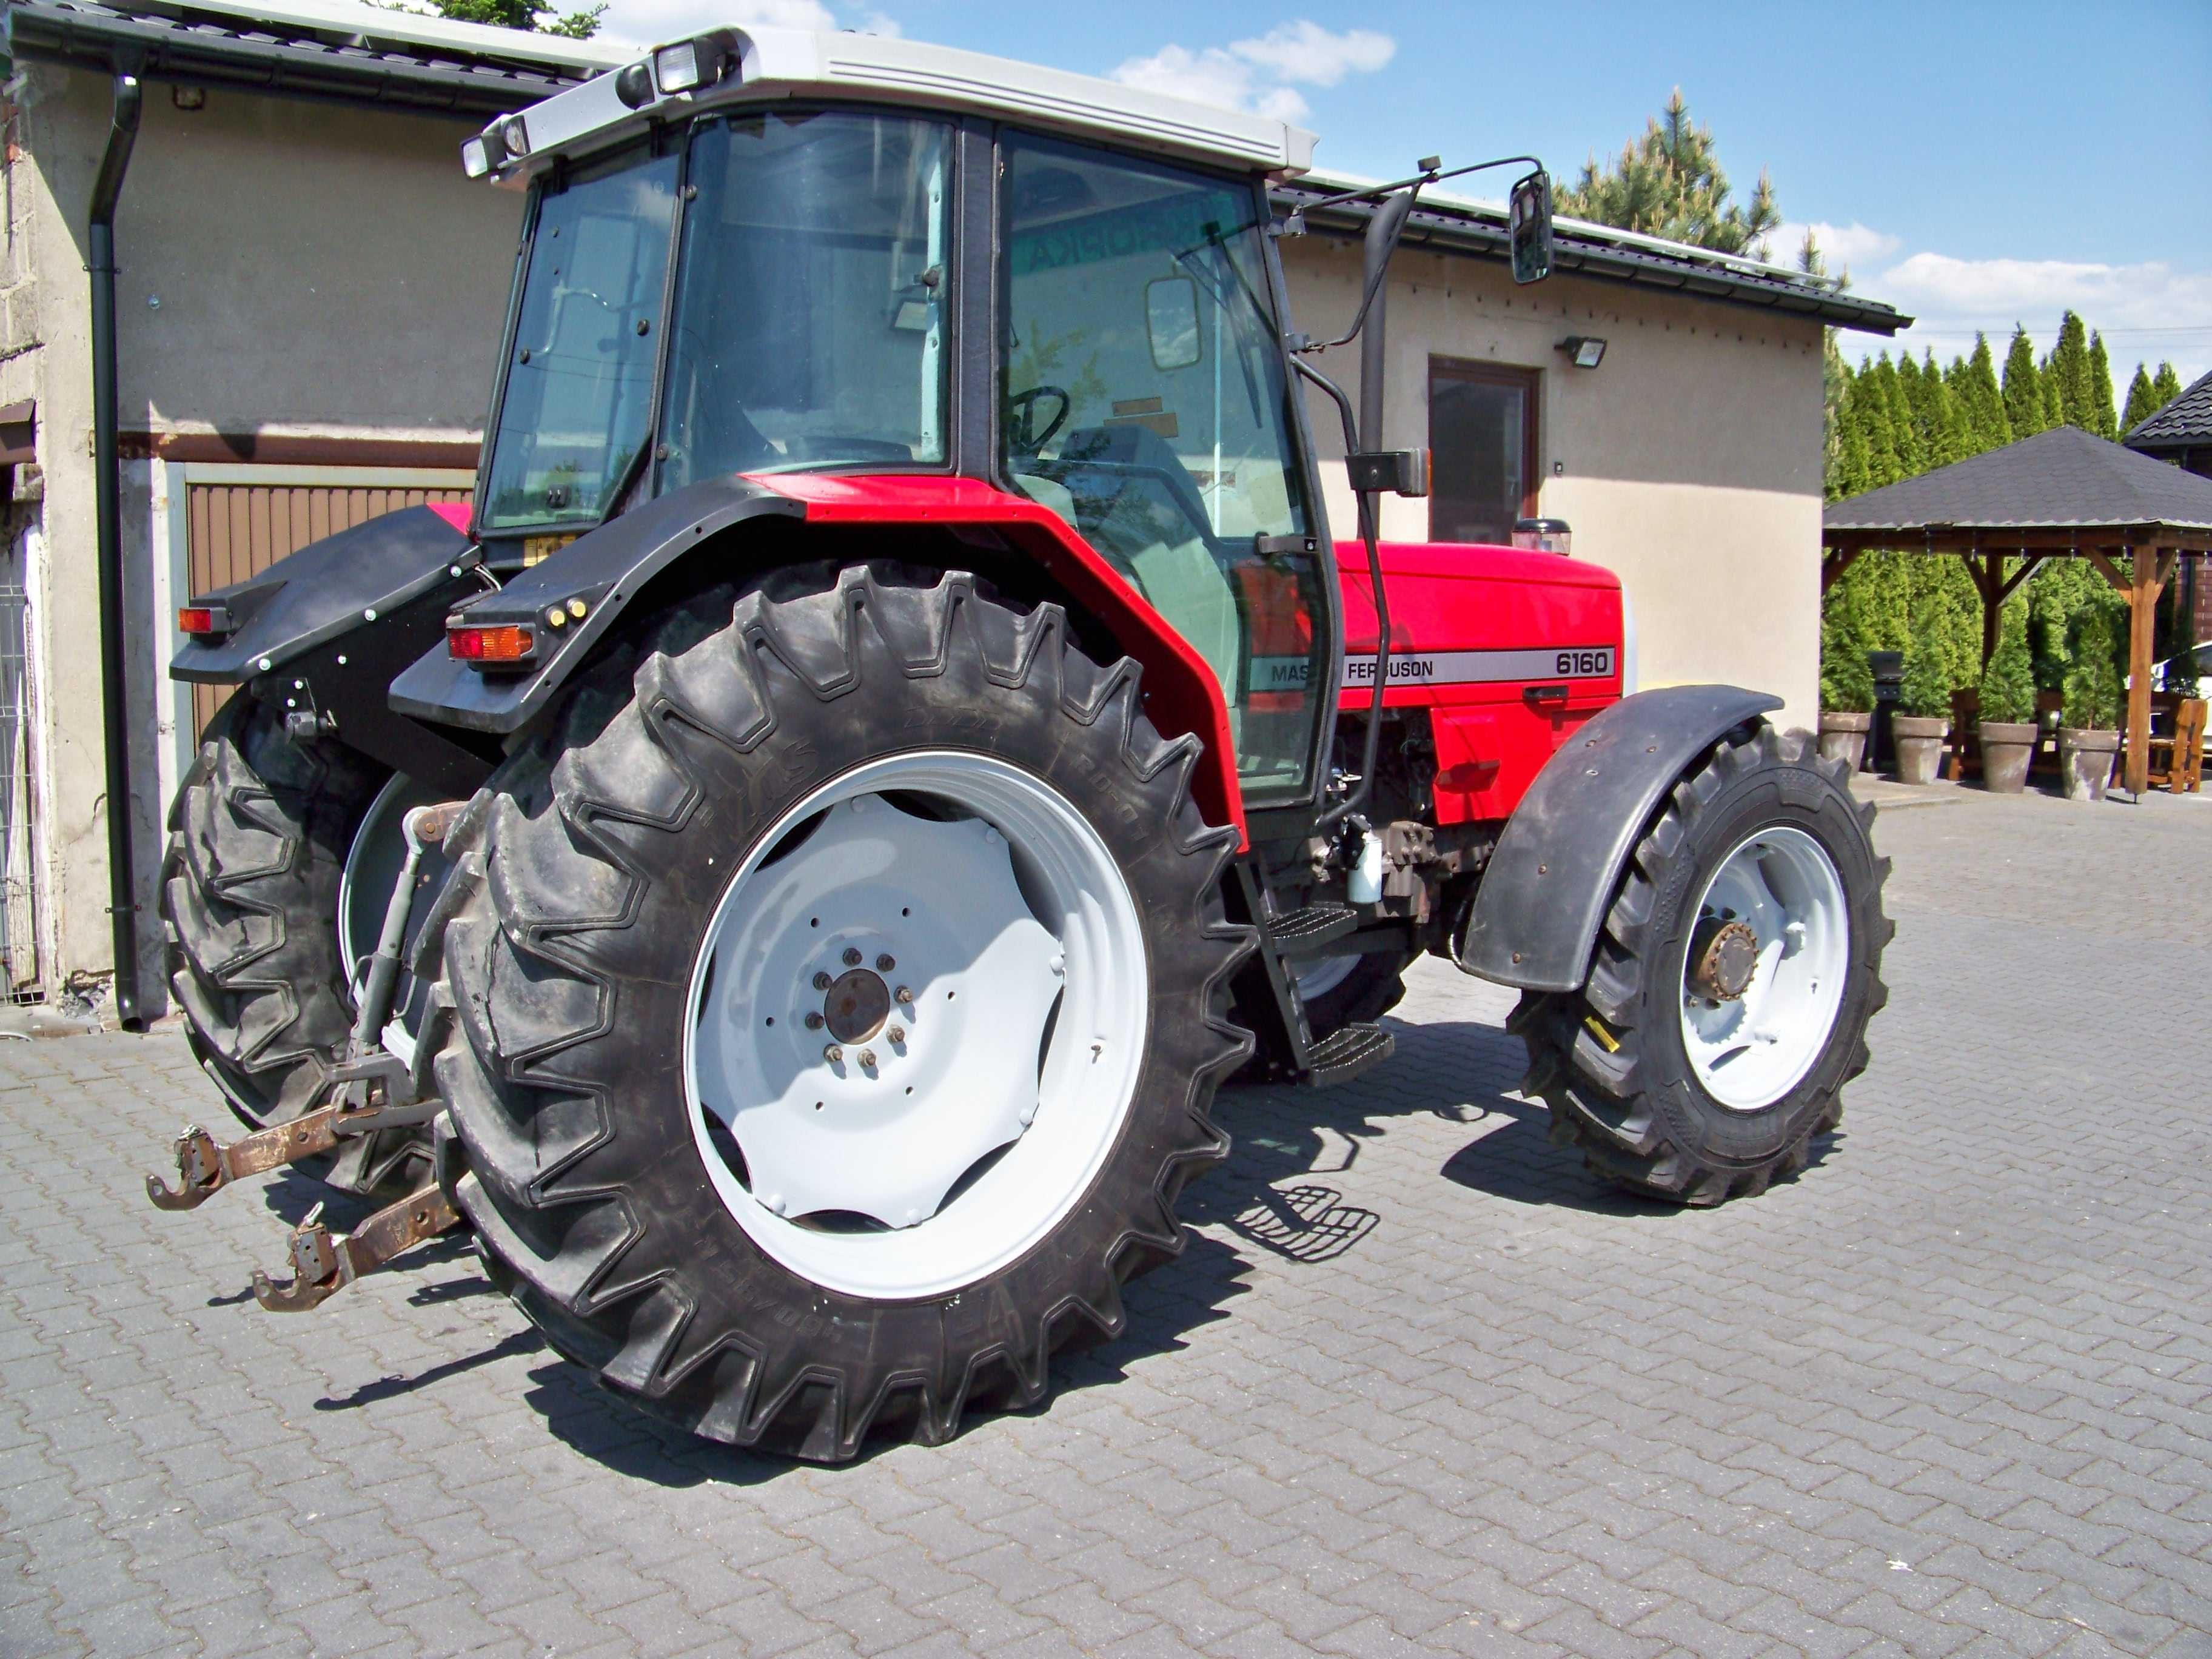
[252,1181,461,1313]
[147,1110,340,1210]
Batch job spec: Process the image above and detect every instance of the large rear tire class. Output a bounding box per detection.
[1510,724,1890,1205]
[161,691,427,1195]
[433,567,1253,1460]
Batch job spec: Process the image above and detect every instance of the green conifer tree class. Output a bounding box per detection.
[2087,332,2119,440]
[1876,354,1923,477]
[2151,362,2185,409]
[1849,366,1900,486]
[1978,598,2036,723]
[1556,90,1781,255]
[1820,585,1877,712]
[1961,333,2010,454]
[2063,606,2124,730]
[2002,327,2045,438]
[2040,366,2065,433]
[1922,349,1966,467]
[2048,311,2094,430]
[1898,594,1957,719]
[2122,364,2160,432]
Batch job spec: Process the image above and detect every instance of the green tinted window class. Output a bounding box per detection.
[1000,136,1325,801]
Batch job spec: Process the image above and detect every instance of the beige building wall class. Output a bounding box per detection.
[1279,236,1828,732]
[4,65,522,1007]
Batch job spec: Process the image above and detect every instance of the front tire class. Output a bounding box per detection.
[434,568,1253,1460]
[1511,724,1890,1204]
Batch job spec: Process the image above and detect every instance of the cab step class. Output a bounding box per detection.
[1268,901,1360,957]
[1304,1022,1395,1087]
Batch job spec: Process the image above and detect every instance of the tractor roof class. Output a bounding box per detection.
[467,26,1316,186]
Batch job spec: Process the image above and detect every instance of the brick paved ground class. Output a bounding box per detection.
[3,786,2208,1658]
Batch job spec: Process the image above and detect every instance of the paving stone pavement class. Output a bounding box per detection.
[3,786,2209,1659]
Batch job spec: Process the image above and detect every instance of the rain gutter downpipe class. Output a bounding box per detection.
[90,68,143,1029]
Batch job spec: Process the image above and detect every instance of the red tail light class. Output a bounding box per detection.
[447,623,535,664]
[177,604,230,636]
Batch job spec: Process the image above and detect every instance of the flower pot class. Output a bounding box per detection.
[2059,728,2120,802]
[1818,709,1871,773]
[1977,720,2037,794]
[1891,715,1948,785]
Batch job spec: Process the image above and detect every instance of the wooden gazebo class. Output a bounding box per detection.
[1823,425,2212,794]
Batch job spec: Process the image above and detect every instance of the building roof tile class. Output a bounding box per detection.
[2124,368,2212,452]
[1824,423,2212,537]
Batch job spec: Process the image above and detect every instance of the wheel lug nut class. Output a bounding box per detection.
[842,947,862,967]
[886,1025,905,1044]
[894,985,913,1004]
[813,971,832,991]
[857,1048,877,1069]
[823,1044,844,1064]
[805,1012,825,1030]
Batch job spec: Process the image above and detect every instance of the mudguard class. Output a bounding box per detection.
[390,471,1250,841]
[170,504,497,797]
[387,474,806,736]
[1460,685,1784,994]
[172,504,474,685]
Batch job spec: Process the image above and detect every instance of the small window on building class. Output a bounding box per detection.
[1428,358,1538,545]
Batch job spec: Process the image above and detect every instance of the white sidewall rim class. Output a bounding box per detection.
[683,749,1149,1302]
[1677,824,1850,1112]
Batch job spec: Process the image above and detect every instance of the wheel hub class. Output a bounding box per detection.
[1689,917,1760,1002]
[822,967,891,1044]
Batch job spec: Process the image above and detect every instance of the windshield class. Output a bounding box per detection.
[480,145,679,532]
[657,110,951,489]
[999,135,1324,801]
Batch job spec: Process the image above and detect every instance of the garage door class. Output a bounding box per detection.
[183,470,474,737]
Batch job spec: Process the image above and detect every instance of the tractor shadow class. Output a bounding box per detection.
[266,1004,1807,1487]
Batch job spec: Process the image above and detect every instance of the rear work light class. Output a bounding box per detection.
[178,603,232,637]
[447,623,536,665]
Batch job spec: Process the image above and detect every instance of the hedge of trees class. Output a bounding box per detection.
[1820,316,2191,723]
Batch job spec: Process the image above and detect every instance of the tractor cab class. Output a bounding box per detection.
[467,35,1336,810]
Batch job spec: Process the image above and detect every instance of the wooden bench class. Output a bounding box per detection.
[2148,697,2207,793]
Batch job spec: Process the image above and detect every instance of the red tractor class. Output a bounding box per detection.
[152,27,1888,1461]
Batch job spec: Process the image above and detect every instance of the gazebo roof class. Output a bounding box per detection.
[2125,368,2212,453]
[1824,424,2212,542]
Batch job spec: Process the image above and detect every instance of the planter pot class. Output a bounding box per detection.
[1978,720,2037,794]
[1818,710,1872,773]
[2059,728,2121,802]
[1891,715,1949,785]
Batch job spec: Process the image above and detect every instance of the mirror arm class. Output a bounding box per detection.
[1295,355,1390,838]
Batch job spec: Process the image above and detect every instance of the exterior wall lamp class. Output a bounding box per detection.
[1557,335,1607,369]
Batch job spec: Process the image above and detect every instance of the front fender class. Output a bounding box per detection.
[1461,685,1783,994]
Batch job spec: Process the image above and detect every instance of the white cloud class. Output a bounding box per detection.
[1872,252,2212,379]
[1227,21,1393,86]
[1772,220,1902,274]
[595,0,836,51]
[1111,20,1396,123]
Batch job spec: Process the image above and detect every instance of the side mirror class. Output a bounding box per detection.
[1509,169,1553,285]
[1145,276,1201,370]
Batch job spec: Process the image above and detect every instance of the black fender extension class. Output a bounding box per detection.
[1460,685,1784,994]
[170,505,498,797]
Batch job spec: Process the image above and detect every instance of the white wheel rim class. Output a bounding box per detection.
[683,751,1148,1301]
[1295,954,1358,1000]
[337,772,443,985]
[1677,825,1849,1111]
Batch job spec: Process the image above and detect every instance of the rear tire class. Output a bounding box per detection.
[161,691,427,1195]
[434,567,1253,1460]
[1510,723,1890,1205]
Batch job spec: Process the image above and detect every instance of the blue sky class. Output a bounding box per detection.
[598,0,2212,389]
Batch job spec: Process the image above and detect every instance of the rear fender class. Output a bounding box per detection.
[171,503,496,797]
[390,472,1248,842]
[1460,685,1783,993]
